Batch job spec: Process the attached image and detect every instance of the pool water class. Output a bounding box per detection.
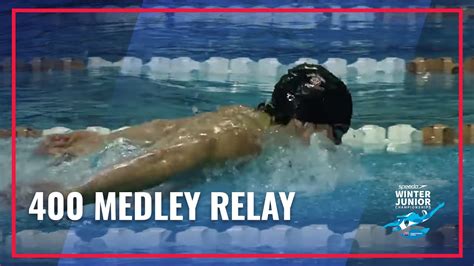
[0,69,471,255]
[0,3,473,262]
[2,71,472,129]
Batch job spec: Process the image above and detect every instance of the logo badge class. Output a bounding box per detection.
[384,202,445,239]
[384,184,444,239]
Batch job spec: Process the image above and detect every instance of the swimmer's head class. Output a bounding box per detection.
[259,63,352,144]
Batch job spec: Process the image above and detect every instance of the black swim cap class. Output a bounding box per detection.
[260,63,352,144]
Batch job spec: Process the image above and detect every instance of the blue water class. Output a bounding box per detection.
[6,12,466,63]
[0,70,471,249]
[1,71,471,129]
[2,0,474,61]
[0,0,473,265]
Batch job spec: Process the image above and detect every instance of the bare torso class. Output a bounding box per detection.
[111,105,271,142]
[107,105,272,156]
[38,104,331,159]
[12,105,334,205]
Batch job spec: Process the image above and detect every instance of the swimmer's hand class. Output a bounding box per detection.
[36,131,107,157]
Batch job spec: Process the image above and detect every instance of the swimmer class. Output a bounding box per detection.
[6,63,353,205]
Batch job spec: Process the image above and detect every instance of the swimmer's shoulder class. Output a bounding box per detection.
[216,105,272,130]
[216,104,255,115]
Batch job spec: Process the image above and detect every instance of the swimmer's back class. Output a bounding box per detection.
[110,105,271,152]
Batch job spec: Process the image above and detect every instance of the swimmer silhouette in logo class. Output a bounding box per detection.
[384,202,445,239]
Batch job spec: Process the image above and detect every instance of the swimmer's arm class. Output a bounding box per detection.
[68,137,219,204]
[68,130,261,204]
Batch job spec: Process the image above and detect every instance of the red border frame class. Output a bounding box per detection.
[10,7,464,259]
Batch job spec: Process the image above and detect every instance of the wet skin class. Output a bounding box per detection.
[16,106,336,205]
